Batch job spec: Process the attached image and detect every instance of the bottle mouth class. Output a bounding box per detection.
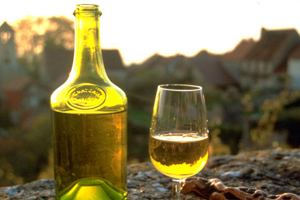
[73,4,102,16]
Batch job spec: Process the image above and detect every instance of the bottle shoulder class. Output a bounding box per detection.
[50,80,127,114]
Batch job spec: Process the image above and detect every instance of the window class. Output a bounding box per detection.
[0,31,11,44]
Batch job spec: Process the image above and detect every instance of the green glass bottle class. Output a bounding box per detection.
[50,4,127,200]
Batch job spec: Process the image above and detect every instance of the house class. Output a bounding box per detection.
[190,50,238,89]
[132,51,237,89]
[287,43,300,90]
[0,22,23,87]
[134,53,199,84]
[0,21,33,126]
[102,49,126,83]
[41,47,73,90]
[1,76,45,126]
[240,27,300,89]
[137,53,165,70]
[42,47,126,90]
[221,39,256,84]
[137,53,187,73]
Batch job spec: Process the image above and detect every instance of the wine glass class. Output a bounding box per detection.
[149,84,209,200]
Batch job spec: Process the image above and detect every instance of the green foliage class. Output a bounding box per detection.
[0,157,24,186]
[0,113,52,185]
[203,86,222,110]
[208,128,231,156]
[0,106,11,128]
[128,107,152,127]
[276,107,300,148]
[127,121,150,163]
[241,77,300,150]
[253,90,299,148]
[215,124,242,155]
[24,113,52,159]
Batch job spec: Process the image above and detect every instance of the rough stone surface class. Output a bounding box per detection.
[0,149,299,200]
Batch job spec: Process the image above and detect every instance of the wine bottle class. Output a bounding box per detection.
[50,4,127,200]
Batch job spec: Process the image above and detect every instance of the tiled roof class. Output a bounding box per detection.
[0,21,14,32]
[102,49,124,70]
[43,47,73,82]
[138,51,237,87]
[140,53,165,69]
[191,50,237,87]
[274,60,287,74]
[140,54,187,72]
[221,39,256,62]
[244,28,299,61]
[289,42,300,59]
[44,47,126,89]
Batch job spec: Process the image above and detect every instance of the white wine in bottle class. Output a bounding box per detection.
[50,4,127,200]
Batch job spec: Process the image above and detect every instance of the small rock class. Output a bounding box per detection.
[5,185,21,196]
[220,171,242,179]
[157,187,168,192]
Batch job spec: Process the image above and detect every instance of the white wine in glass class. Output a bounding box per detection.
[149,84,209,200]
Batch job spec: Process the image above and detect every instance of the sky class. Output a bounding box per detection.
[0,0,300,65]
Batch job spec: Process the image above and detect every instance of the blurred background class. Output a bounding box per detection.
[0,0,299,187]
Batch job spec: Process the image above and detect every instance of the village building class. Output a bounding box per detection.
[0,22,23,87]
[1,76,46,126]
[190,50,238,89]
[0,22,46,127]
[221,38,256,84]
[287,43,300,90]
[240,28,300,90]
[42,47,126,91]
[220,27,300,91]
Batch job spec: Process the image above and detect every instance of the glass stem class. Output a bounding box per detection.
[172,178,185,200]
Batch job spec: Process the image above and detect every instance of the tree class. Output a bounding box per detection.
[14,16,74,77]
[43,16,74,49]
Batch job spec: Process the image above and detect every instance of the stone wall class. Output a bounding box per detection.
[0,149,299,200]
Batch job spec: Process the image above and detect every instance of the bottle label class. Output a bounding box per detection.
[67,84,106,110]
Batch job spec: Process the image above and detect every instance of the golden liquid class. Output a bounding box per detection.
[149,133,209,179]
[52,110,127,200]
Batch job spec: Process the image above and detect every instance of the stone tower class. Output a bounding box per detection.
[0,21,20,86]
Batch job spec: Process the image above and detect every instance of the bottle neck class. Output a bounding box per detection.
[69,5,108,82]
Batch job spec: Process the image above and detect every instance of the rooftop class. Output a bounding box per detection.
[244,28,299,61]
